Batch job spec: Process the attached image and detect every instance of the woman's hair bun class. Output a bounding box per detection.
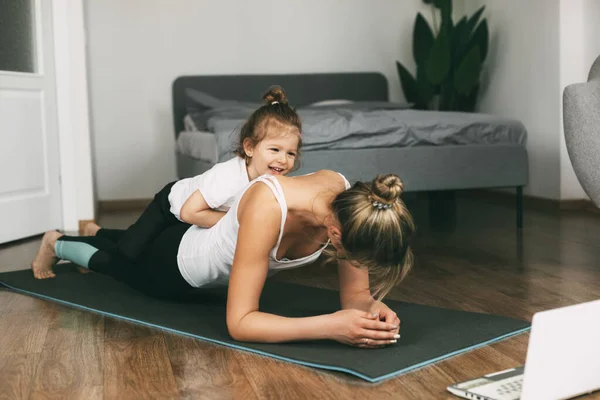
[371,174,404,203]
[262,85,288,105]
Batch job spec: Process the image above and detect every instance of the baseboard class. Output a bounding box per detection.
[559,199,600,214]
[460,189,600,214]
[96,191,600,216]
[97,199,152,213]
[78,219,96,235]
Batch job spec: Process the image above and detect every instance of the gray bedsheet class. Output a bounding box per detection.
[189,105,528,161]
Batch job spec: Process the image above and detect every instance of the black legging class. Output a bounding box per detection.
[57,222,194,300]
[115,181,184,261]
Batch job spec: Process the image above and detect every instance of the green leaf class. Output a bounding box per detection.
[471,20,489,62]
[434,0,452,25]
[413,13,435,67]
[466,6,486,34]
[454,46,482,95]
[456,84,480,112]
[439,80,454,111]
[452,16,469,60]
[396,61,420,104]
[425,27,451,85]
[454,16,467,35]
[416,67,434,108]
[433,0,451,12]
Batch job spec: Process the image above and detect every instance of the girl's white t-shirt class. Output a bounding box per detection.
[167,156,249,221]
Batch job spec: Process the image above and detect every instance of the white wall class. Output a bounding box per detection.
[84,0,430,200]
[583,0,600,72]
[559,0,588,200]
[466,0,599,200]
[466,0,562,199]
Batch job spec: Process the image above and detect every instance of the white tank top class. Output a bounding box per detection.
[176,174,349,288]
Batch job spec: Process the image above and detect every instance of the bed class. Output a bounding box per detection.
[172,73,528,228]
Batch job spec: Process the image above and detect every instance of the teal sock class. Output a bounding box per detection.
[54,240,99,268]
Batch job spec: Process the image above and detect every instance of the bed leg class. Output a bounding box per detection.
[516,186,523,230]
[428,190,457,233]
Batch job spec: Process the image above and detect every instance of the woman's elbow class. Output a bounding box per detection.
[228,328,243,342]
[227,320,246,341]
[227,311,259,342]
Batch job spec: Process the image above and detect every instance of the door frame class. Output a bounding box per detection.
[51,0,95,232]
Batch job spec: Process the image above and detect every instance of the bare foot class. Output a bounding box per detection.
[76,266,91,274]
[82,222,101,236]
[31,231,63,279]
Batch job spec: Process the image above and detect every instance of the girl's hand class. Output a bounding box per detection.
[371,304,401,336]
[329,309,400,349]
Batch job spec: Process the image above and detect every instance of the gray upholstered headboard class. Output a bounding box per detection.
[172,72,389,137]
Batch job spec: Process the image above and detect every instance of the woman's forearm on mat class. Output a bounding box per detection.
[180,209,225,228]
[229,311,335,343]
[341,289,376,311]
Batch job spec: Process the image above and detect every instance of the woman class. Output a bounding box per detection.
[32,171,415,348]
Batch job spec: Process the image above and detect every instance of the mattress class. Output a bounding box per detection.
[176,130,219,164]
[176,144,529,190]
[178,108,528,163]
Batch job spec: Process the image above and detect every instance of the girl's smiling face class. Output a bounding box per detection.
[244,126,300,180]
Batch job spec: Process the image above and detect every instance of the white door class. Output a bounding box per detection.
[0,0,62,244]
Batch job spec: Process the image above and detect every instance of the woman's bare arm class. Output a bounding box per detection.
[338,259,376,311]
[226,180,398,346]
[338,260,398,315]
[180,190,226,228]
[225,183,337,343]
[338,260,401,335]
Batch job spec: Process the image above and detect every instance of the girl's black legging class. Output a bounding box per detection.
[115,181,184,261]
[56,222,194,300]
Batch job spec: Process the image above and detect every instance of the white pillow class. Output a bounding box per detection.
[309,99,354,107]
[185,88,223,108]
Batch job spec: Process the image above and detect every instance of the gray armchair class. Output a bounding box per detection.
[563,56,600,206]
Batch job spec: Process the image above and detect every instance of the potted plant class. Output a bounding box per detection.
[396,0,489,112]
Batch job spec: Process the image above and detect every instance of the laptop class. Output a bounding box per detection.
[447,299,600,400]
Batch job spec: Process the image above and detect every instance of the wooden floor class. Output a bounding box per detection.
[1,194,600,399]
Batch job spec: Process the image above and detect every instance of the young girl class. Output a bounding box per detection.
[92,85,302,262]
[33,171,414,348]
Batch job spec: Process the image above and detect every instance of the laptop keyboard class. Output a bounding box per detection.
[496,377,523,396]
[470,375,523,400]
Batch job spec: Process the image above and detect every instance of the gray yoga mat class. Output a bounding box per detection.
[0,264,530,382]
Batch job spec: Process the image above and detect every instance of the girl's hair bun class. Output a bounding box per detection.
[262,85,288,105]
